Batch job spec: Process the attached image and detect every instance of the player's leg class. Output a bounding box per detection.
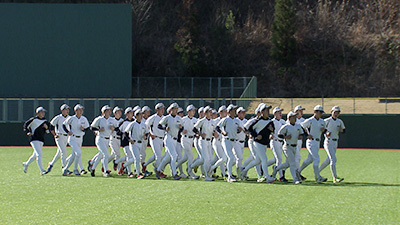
[295,139,302,169]
[309,141,323,180]
[319,141,331,173]
[283,146,300,183]
[175,142,185,177]
[122,146,133,174]
[233,141,244,177]
[298,140,313,173]
[30,140,45,174]
[166,138,179,177]
[222,139,236,181]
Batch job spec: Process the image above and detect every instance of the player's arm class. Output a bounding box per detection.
[340,120,346,133]
[157,116,167,130]
[300,119,312,139]
[62,118,73,135]
[23,117,34,136]
[90,118,101,131]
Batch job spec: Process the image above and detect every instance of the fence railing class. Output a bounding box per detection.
[1,97,398,122]
[132,77,254,98]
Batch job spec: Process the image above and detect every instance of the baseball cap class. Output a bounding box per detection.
[134,109,142,116]
[273,107,284,114]
[36,106,46,114]
[227,104,237,112]
[203,106,211,112]
[313,105,324,113]
[74,104,84,111]
[167,102,179,113]
[212,109,217,114]
[177,107,184,114]
[142,106,151,112]
[236,107,246,114]
[287,111,297,118]
[124,107,133,114]
[259,104,272,112]
[101,105,111,113]
[218,105,227,113]
[155,103,165,110]
[113,106,122,114]
[255,103,265,114]
[60,104,69,111]
[132,105,140,112]
[198,107,204,114]
[331,106,341,112]
[294,105,305,112]
[186,104,196,112]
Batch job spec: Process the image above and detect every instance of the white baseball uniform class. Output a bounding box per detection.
[299,116,326,180]
[287,117,306,169]
[268,118,286,177]
[177,115,197,174]
[124,119,148,175]
[276,123,304,182]
[115,118,134,174]
[210,117,227,177]
[157,114,182,176]
[63,115,90,173]
[49,114,70,168]
[320,117,345,179]
[144,113,165,169]
[233,117,247,176]
[90,116,113,173]
[242,117,262,178]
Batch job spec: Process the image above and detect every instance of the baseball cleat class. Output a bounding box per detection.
[204,176,215,181]
[137,174,145,179]
[296,170,306,181]
[87,160,92,172]
[90,169,96,177]
[173,174,182,180]
[316,176,328,183]
[128,173,137,178]
[333,177,344,183]
[266,176,277,183]
[73,169,81,176]
[113,160,118,171]
[257,177,266,183]
[212,174,219,179]
[279,177,288,183]
[155,169,161,179]
[144,171,153,177]
[41,170,47,176]
[80,170,87,175]
[272,165,278,178]
[295,180,302,184]
[227,176,237,183]
[46,163,53,173]
[103,171,111,177]
[62,169,71,176]
[193,165,198,173]
[180,173,188,178]
[101,167,104,173]
[160,172,167,178]
[23,162,28,173]
[141,162,147,174]
[118,163,125,175]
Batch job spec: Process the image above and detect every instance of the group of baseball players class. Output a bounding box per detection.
[22,101,345,184]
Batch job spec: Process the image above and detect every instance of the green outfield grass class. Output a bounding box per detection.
[0,146,399,224]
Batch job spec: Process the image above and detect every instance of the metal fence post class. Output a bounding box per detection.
[49,99,54,119]
[110,98,115,107]
[385,98,388,114]
[3,99,7,121]
[291,98,293,110]
[18,98,23,121]
[353,98,356,114]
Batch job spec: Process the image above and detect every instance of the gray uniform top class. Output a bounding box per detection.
[125,120,148,142]
[181,116,198,136]
[324,117,345,140]
[159,114,182,139]
[279,123,304,146]
[91,116,114,138]
[271,118,286,140]
[217,116,243,140]
[146,114,165,138]
[194,118,215,139]
[235,118,248,141]
[63,115,90,137]
[301,116,326,140]
[50,114,70,135]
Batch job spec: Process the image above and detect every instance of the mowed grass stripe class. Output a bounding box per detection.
[0,147,399,224]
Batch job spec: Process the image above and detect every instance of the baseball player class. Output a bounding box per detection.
[89,106,124,173]
[46,104,70,174]
[155,103,182,180]
[289,105,306,178]
[216,104,243,182]
[268,107,287,182]
[298,105,328,183]
[113,107,135,176]
[177,104,198,179]
[123,109,148,179]
[242,103,263,182]
[22,106,50,175]
[175,107,187,177]
[62,104,90,176]
[233,107,247,178]
[88,105,114,177]
[144,103,166,177]
[188,106,216,181]
[272,111,304,184]
[209,106,228,178]
[319,106,345,183]
[241,104,276,183]
[139,106,152,176]
[192,106,205,176]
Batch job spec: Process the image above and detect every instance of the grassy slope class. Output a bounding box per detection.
[0,147,399,224]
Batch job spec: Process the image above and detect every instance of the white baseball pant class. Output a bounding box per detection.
[299,139,322,179]
[320,139,339,179]
[177,136,195,170]
[222,138,236,177]
[243,141,270,177]
[268,139,284,177]
[125,142,142,175]
[49,134,69,168]
[157,134,178,176]
[191,139,212,177]
[25,140,45,172]
[210,138,226,176]
[242,139,262,177]
[65,136,84,172]
[233,141,244,176]
[144,137,163,168]
[276,144,300,182]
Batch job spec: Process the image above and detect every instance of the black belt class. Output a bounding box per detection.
[328,138,338,141]
[274,139,283,143]
[113,136,121,140]
[156,136,163,139]
[239,140,245,143]
[134,140,142,143]
[58,134,68,136]
[172,137,177,140]
[102,137,110,140]
[184,135,194,138]
[290,144,297,147]
[229,138,236,141]
[311,138,320,141]
[73,135,81,138]
[202,138,211,141]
